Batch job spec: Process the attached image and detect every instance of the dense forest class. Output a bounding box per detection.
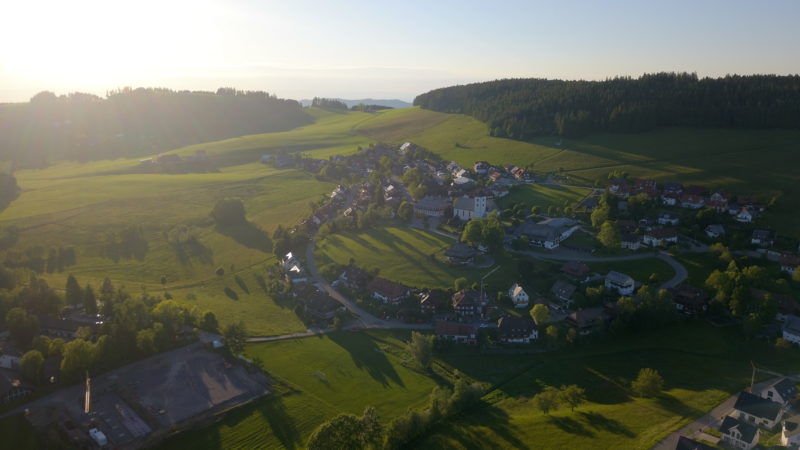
[0,87,311,165]
[413,73,800,138]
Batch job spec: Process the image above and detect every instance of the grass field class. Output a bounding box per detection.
[159,330,439,449]
[497,183,592,210]
[588,258,675,284]
[314,226,516,290]
[414,323,800,449]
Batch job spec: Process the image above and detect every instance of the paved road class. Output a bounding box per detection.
[511,248,688,290]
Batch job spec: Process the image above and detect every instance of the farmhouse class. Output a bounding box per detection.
[736,208,755,223]
[515,218,578,250]
[367,277,410,304]
[444,243,479,265]
[454,195,495,220]
[0,372,30,404]
[760,378,797,407]
[38,316,82,339]
[0,354,20,369]
[566,307,608,335]
[732,390,784,429]
[783,315,800,345]
[605,271,635,296]
[435,320,477,345]
[657,212,680,226]
[496,317,538,343]
[300,291,344,321]
[661,192,679,206]
[338,266,371,290]
[550,280,577,304]
[751,229,775,247]
[643,228,678,247]
[419,291,446,314]
[507,283,530,308]
[718,415,760,450]
[779,253,800,276]
[680,194,704,209]
[781,418,800,448]
[473,161,490,174]
[669,285,711,315]
[413,196,450,217]
[452,289,487,317]
[675,436,715,450]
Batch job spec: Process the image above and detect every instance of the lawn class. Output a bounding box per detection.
[588,258,675,285]
[497,183,592,210]
[158,330,439,449]
[674,252,725,287]
[0,414,42,449]
[314,226,516,290]
[413,323,800,449]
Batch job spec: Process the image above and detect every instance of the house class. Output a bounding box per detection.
[444,243,479,265]
[514,218,578,250]
[0,372,31,404]
[783,315,800,345]
[367,277,410,304]
[420,291,445,315]
[435,320,477,345]
[780,253,800,276]
[550,280,577,304]
[680,194,705,209]
[719,415,760,450]
[662,182,683,195]
[736,208,755,223]
[780,418,800,449]
[413,196,450,217]
[605,271,635,296]
[761,378,798,407]
[508,283,530,309]
[561,261,590,280]
[705,224,725,239]
[286,264,308,284]
[669,285,710,315]
[620,233,642,250]
[473,161,490,175]
[339,266,371,290]
[750,289,800,321]
[38,316,82,339]
[751,229,775,247]
[282,252,299,270]
[643,228,678,247]
[732,390,784,429]
[301,291,344,321]
[661,192,680,206]
[0,354,20,370]
[452,290,487,317]
[657,212,680,226]
[674,436,716,450]
[399,142,415,154]
[634,178,658,195]
[496,317,538,343]
[454,195,495,220]
[566,307,607,335]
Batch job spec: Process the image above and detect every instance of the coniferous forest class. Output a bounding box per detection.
[0,87,311,166]
[413,73,800,138]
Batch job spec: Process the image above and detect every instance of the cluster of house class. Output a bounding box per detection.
[281,252,309,284]
[617,215,680,250]
[609,179,765,223]
[512,217,580,250]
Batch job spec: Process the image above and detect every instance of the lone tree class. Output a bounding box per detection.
[530,304,551,326]
[307,407,383,450]
[397,201,413,223]
[223,321,248,354]
[631,368,664,398]
[65,274,83,306]
[597,220,621,248]
[559,384,587,411]
[532,385,560,414]
[407,332,435,371]
[20,350,44,384]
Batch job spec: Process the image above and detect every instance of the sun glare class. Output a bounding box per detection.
[1,0,223,86]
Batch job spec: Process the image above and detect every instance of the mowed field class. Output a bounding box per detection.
[159,330,439,450]
[497,183,592,210]
[357,107,800,236]
[314,226,517,290]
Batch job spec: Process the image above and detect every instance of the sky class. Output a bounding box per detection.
[1,0,799,103]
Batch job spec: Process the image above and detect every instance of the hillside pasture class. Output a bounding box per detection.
[497,183,592,210]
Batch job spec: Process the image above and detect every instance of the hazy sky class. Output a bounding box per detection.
[1,0,798,102]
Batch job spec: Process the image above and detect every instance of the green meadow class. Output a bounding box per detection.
[497,183,592,210]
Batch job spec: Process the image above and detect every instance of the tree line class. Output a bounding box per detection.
[0,87,311,166]
[413,73,800,138]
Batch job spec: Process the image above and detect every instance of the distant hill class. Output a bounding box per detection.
[414,73,800,139]
[300,98,412,109]
[0,87,311,165]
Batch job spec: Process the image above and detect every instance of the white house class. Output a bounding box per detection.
[0,354,20,370]
[732,391,785,429]
[783,315,800,345]
[497,317,538,343]
[643,228,678,247]
[508,283,529,308]
[760,378,798,407]
[719,415,760,450]
[657,212,680,226]
[605,271,635,296]
[454,195,494,221]
[736,208,755,223]
[781,418,800,449]
[705,224,725,239]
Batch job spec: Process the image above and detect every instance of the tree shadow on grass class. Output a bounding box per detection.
[654,393,703,418]
[254,274,268,293]
[217,222,272,253]
[224,286,239,301]
[173,239,214,266]
[416,403,530,449]
[547,415,595,438]
[578,411,635,437]
[254,394,302,450]
[327,332,404,388]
